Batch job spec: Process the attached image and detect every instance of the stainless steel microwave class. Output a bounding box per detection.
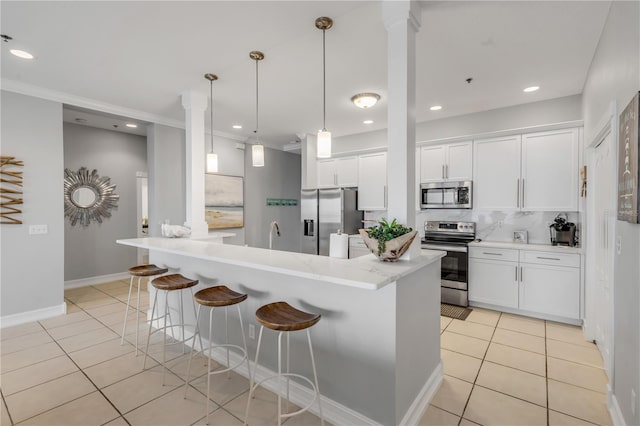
[420,181,472,209]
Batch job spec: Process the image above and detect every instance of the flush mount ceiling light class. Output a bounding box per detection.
[232,125,242,129]
[205,73,219,173]
[316,16,333,159]
[523,86,540,93]
[10,49,34,59]
[351,93,380,109]
[125,123,137,128]
[363,120,374,124]
[430,105,443,111]
[250,51,265,168]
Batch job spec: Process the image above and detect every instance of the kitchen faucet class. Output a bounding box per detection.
[269,221,281,250]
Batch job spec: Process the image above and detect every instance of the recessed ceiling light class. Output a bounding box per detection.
[10,49,34,59]
[523,86,540,93]
[363,120,374,124]
[430,105,442,111]
[232,125,242,129]
[125,123,138,128]
[351,93,380,109]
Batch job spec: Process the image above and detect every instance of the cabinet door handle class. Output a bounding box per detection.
[384,185,387,207]
[446,164,449,179]
[482,252,503,256]
[442,165,445,179]
[520,266,523,281]
[516,179,520,208]
[522,178,525,208]
[515,266,518,282]
[536,256,561,261]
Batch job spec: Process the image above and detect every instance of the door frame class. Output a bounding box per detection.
[584,100,618,380]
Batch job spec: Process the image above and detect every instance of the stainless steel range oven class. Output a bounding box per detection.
[421,221,476,307]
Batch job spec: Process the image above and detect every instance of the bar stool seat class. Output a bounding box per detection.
[185,285,250,425]
[246,301,324,426]
[121,264,168,353]
[143,274,199,384]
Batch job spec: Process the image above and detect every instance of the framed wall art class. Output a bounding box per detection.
[205,174,244,229]
[618,91,640,224]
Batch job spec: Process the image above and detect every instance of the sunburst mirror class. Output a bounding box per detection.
[64,167,119,226]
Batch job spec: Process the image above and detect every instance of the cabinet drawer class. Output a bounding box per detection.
[519,250,580,268]
[469,247,518,262]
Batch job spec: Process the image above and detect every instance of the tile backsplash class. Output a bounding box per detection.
[364,210,581,246]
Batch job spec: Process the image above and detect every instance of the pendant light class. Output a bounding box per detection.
[204,73,219,173]
[315,17,333,159]
[250,51,265,167]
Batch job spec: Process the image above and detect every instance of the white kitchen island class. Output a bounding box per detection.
[117,237,444,426]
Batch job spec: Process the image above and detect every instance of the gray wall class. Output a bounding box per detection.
[1,91,65,317]
[63,123,147,280]
[244,147,301,251]
[332,94,582,154]
[582,2,640,425]
[147,124,186,237]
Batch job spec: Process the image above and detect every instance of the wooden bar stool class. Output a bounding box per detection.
[244,301,324,426]
[121,264,168,353]
[143,273,199,385]
[184,285,250,424]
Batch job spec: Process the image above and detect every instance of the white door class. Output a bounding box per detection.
[317,159,336,188]
[446,141,473,181]
[519,263,580,319]
[593,132,614,377]
[468,258,519,308]
[357,152,387,210]
[336,156,358,187]
[474,136,521,211]
[420,145,446,182]
[521,129,579,211]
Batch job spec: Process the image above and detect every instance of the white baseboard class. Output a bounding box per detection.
[400,362,444,426]
[65,272,130,289]
[608,385,627,426]
[1,302,67,328]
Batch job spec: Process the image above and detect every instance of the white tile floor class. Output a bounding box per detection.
[0,279,612,425]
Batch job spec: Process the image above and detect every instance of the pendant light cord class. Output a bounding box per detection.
[209,80,214,153]
[322,28,326,131]
[255,58,259,136]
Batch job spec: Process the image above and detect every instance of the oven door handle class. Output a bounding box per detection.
[421,244,468,253]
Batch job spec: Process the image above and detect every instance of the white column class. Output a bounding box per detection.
[383,0,421,231]
[181,90,209,239]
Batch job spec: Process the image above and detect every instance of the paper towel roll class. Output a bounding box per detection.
[329,233,349,259]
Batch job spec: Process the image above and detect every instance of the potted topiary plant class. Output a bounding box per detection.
[359,218,418,262]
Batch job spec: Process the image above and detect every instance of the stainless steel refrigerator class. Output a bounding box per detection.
[301,188,363,256]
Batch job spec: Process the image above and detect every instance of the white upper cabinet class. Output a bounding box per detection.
[474,128,579,212]
[317,156,358,188]
[474,135,522,210]
[420,141,472,183]
[358,152,387,210]
[521,128,579,211]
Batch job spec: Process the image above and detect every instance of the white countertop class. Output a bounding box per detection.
[117,237,445,290]
[468,240,583,254]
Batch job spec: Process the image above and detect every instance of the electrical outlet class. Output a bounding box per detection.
[497,220,504,229]
[632,389,636,416]
[28,224,48,235]
[249,324,255,340]
[616,236,622,254]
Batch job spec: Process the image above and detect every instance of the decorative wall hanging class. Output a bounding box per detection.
[205,174,244,229]
[64,167,119,227]
[1,155,24,224]
[617,91,639,224]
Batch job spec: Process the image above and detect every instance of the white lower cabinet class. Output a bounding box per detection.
[469,246,581,322]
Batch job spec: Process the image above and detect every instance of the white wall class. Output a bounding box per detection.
[582,2,640,425]
[332,94,582,154]
[1,91,65,320]
[63,123,147,280]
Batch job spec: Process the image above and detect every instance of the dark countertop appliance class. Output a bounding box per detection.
[421,221,476,307]
[549,213,576,246]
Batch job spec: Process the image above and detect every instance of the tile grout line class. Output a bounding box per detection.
[1,389,15,426]
[545,319,550,426]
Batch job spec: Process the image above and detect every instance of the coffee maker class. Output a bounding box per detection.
[549,213,576,246]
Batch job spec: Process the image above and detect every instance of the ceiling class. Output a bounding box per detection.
[1,1,611,149]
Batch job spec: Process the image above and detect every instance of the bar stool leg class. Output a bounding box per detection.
[134,276,143,354]
[143,289,159,370]
[307,329,325,426]
[244,325,264,426]
[206,306,215,424]
[236,304,251,381]
[121,275,136,345]
[184,304,203,398]
[180,290,185,354]
[162,289,171,386]
[190,288,204,352]
[286,332,290,414]
[277,331,284,426]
